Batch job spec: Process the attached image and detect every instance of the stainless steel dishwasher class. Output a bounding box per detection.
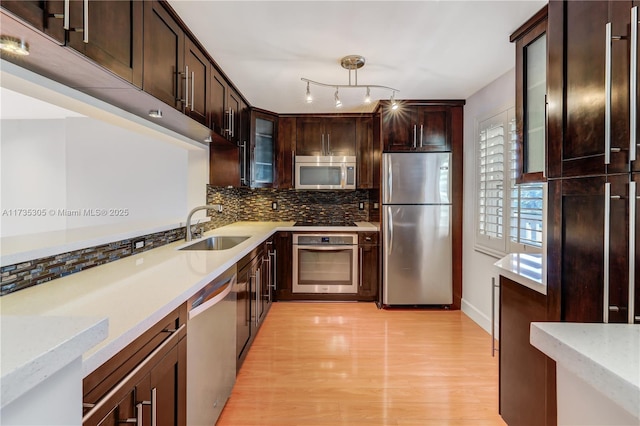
[187,265,237,425]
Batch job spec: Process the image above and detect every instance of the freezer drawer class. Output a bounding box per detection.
[383,205,452,305]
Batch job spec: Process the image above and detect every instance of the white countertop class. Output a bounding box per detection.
[494,253,546,294]
[0,220,378,404]
[530,322,640,419]
[0,315,108,409]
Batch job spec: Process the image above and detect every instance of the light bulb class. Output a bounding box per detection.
[335,89,342,108]
[364,87,371,104]
[305,82,313,103]
[390,92,398,110]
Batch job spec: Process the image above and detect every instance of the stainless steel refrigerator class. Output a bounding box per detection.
[382,152,452,305]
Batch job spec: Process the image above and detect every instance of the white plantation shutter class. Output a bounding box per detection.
[476,107,543,256]
[476,110,507,254]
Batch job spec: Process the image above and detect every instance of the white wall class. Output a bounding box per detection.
[0,120,67,235]
[462,69,515,334]
[1,117,209,238]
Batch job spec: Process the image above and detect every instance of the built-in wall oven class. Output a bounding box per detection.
[292,233,358,293]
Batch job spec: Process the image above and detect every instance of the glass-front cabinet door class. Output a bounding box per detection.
[249,109,277,187]
[511,6,547,183]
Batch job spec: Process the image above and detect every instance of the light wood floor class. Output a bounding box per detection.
[217,302,506,426]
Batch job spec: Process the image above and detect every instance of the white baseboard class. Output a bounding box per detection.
[461,298,493,335]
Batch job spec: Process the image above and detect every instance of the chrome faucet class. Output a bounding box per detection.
[185,204,222,241]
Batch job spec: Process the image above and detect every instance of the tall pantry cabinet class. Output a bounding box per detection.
[547,0,639,325]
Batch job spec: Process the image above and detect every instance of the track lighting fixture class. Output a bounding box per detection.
[301,55,398,108]
[305,81,313,103]
[390,92,398,110]
[334,88,342,108]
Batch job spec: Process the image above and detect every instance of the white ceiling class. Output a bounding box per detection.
[168,0,546,114]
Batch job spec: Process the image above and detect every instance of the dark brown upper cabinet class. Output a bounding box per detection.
[276,117,296,189]
[143,0,185,109]
[247,109,278,188]
[1,1,66,44]
[67,0,143,88]
[547,0,630,178]
[210,67,229,138]
[184,38,210,126]
[356,116,375,189]
[381,103,453,152]
[2,1,143,87]
[511,6,547,183]
[296,117,356,156]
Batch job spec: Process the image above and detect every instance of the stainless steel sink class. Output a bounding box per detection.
[179,236,250,251]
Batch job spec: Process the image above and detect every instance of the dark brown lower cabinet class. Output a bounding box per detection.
[499,276,555,426]
[83,305,187,426]
[358,232,379,300]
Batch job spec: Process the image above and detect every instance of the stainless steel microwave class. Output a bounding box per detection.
[294,156,356,190]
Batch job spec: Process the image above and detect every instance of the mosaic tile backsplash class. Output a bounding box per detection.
[206,187,372,227]
[1,188,374,295]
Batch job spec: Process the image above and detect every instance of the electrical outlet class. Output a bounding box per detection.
[272,201,278,210]
[358,202,365,210]
[373,202,379,209]
[133,238,145,250]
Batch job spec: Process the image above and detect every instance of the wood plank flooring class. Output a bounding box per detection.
[217,302,505,426]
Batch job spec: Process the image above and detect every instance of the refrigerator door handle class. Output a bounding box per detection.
[388,209,394,254]
[387,159,393,202]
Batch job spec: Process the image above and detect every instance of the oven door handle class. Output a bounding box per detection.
[294,245,354,251]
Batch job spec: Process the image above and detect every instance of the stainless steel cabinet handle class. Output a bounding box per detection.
[64,0,70,30]
[255,268,261,323]
[604,182,612,323]
[359,247,363,287]
[269,250,277,290]
[491,277,499,357]
[136,402,144,425]
[605,22,623,164]
[83,0,88,43]
[632,7,639,163]
[249,272,256,322]
[291,151,295,185]
[241,141,247,185]
[629,181,636,324]
[413,125,417,148]
[327,134,331,155]
[191,71,195,110]
[184,66,189,110]
[420,124,424,147]
[151,388,157,426]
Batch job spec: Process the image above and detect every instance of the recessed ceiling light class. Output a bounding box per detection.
[204,136,212,143]
[0,36,29,56]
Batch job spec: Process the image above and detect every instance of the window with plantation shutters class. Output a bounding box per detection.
[476,107,543,256]
[476,110,507,254]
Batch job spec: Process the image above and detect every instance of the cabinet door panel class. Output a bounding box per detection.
[236,265,251,364]
[417,106,450,151]
[227,89,241,144]
[382,105,414,151]
[210,69,227,136]
[209,142,240,187]
[276,117,295,189]
[608,175,631,323]
[185,38,209,125]
[499,276,551,426]
[68,0,143,88]
[1,1,65,43]
[359,244,378,299]
[143,0,184,109]
[326,117,356,156]
[150,345,179,426]
[560,176,607,322]
[356,117,373,188]
[296,117,325,155]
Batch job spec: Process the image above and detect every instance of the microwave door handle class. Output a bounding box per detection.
[341,165,346,188]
